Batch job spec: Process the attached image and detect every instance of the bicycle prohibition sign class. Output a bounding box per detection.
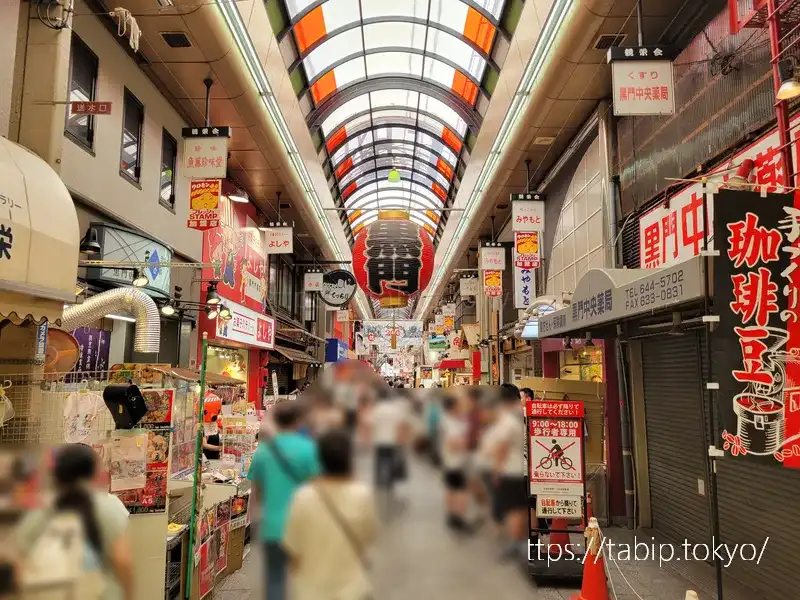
[535,439,576,471]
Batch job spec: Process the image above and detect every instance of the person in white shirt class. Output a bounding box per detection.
[490,383,528,559]
[370,388,411,493]
[284,429,378,600]
[440,394,472,532]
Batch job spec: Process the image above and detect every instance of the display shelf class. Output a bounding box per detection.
[165,562,181,591]
[166,525,188,551]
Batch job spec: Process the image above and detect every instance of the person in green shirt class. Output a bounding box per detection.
[248,401,320,600]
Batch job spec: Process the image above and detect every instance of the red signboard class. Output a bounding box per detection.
[526,400,585,418]
[188,179,221,231]
[202,198,268,313]
[70,101,112,115]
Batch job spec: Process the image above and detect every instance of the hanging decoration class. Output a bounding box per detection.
[351,211,434,309]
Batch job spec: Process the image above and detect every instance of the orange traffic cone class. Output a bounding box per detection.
[549,518,571,552]
[571,517,610,600]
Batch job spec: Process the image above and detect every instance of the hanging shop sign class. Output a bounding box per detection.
[538,256,705,338]
[71,327,111,374]
[70,101,112,115]
[86,223,172,298]
[216,300,275,350]
[304,272,323,292]
[480,246,506,271]
[712,189,800,468]
[264,226,293,255]
[319,270,357,307]
[527,400,585,496]
[441,303,456,316]
[181,126,231,179]
[203,198,268,314]
[434,314,444,327]
[483,269,502,297]
[510,193,546,232]
[460,277,479,297]
[336,310,351,322]
[608,46,678,116]
[188,179,221,231]
[363,320,423,348]
[637,111,800,270]
[514,231,541,268]
[514,266,535,310]
[351,212,434,309]
[420,366,433,380]
[443,316,455,333]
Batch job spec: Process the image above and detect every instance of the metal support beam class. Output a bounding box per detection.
[324,207,465,212]
[294,260,352,265]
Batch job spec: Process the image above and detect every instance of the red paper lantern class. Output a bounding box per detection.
[352,211,435,309]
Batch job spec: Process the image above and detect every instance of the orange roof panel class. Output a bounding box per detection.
[294,6,327,54]
[441,127,462,153]
[436,158,454,181]
[327,126,347,153]
[432,182,447,201]
[311,70,337,105]
[463,7,496,54]
[452,71,478,105]
[335,156,354,179]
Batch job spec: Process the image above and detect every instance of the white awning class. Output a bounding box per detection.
[0,137,79,325]
[537,256,706,338]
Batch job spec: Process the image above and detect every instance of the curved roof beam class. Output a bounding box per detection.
[342,183,445,208]
[329,151,458,186]
[306,77,483,131]
[336,165,453,195]
[287,17,500,74]
[284,0,501,30]
[328,139,461,173]
[322,105,467,143]
[326,122,464,162]
[347,194,447,215]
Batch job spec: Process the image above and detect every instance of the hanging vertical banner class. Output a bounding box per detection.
[511,193,546,232]
[480,246,506,270]
[608,47,678,117]
[304,272,323,292]
[514,231,541,268]
[515,266,534,309]
[713,188,800,469]
[187,179,221,231]
[460,277,479,297]
[441,303,456,316]
[443,316,455,333]
[483,270,502,297]
[181,126,231,179]
[434,314,444,328]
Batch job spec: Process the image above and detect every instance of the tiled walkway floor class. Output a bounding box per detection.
[215,455,746,600]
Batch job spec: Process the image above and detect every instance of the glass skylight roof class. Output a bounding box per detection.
[278,0,510,251]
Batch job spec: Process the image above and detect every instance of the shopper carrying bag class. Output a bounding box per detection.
[270,429,379,600]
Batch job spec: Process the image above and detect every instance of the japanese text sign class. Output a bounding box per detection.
[712,189,800,469]
[483,269,502,297]
[70,101,112,115]
[480,246,506,271]
[514,265,534,309]
[460,277,479,297]
[536,496,582,519]
[216,301,275,349]
[336,310,350,323]
[529,416,585,496]
[441,303,456,316]
[611,59,675,116]
[638,114,797,269]
[304,272,323,292]
[511,194,545,232]
[183,135,228,179]
[514,231,541,268]
[188,179,221,231]
[264,227,293,255]
[526,400,585,419]
[319,270,357,307]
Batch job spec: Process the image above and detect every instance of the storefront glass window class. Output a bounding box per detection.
[207,346,249,381]
[559,347,603,382]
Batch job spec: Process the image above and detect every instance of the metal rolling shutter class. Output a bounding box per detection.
[642,333,710,545]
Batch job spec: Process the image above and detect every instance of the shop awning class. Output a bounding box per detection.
[153,367,247,386]
[0,137,80,325]
[274,345,319,364]
[435,359,470,370]
[537,256,705,338]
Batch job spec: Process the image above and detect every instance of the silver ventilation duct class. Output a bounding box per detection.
[61,287,161,353]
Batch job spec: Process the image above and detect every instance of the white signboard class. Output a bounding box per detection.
[514,265,535,309]
[536,496,582,519]
[216,300,276,349]
[264,227,293,254]
[336,310,350,322]
[183,136,229,179]
[538,256,704,338]
[529,417,584,496]
[363,320,424,348]
[611,60,675,116]
[512,199,546,232]
[460,277,479,296]
[441,303,456,316]
[304,272,323,292]
[480,246,506,270]
[434,314,444,327]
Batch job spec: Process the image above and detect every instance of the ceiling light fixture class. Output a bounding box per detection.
[777,57,800,101]
[206,306,219,319]
[387,168,401,183]
[161,300,176,316]
[79,228,101,255]
[218,304,231,320]
[206,282,221,305]
[132,269,149,287]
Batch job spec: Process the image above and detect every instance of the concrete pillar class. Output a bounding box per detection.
[17,4,72,169]
[0,0,23,138]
